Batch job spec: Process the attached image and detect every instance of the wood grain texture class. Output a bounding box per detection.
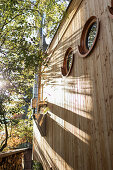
[33,0,113,169]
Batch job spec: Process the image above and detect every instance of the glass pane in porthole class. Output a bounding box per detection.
[86,22,97,50]
[67,52,73,71]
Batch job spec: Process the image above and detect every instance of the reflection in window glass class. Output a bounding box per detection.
[86,22,97,50]
[67,51,73,72]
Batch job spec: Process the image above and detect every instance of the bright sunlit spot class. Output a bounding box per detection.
[0,76,7,90]
[0,81,4,89]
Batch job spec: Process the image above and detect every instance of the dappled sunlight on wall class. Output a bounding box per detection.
[33,0,113,169]
[33,134,66,170]
[48,110,90,145]
[43,74,93,120]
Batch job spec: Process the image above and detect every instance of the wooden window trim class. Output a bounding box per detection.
[78,16,100,58]
[61,47,74,77]
[108,0,113,19]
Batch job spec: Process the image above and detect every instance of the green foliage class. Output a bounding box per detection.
[11,118,33,145]
[0,0,70,95]
[0,0,71,151]
[0,86,33,151]
[33,161,43,170]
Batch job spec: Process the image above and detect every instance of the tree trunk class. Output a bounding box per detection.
[0,114,8,152]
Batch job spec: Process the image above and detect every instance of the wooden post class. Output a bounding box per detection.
[24,148,32,170]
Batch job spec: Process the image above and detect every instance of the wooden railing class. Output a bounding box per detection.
[0,148,32,170]
[33,113,47,136]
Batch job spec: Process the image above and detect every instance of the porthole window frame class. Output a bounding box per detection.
[78,16,100,58]
[108,0,113,19]
[61,47,74,77]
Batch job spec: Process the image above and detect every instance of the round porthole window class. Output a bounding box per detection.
[78,16,99,57]
[61,47,74,77]
[108,1,113,19]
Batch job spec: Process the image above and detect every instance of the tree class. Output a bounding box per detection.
[0,0,71,151]
[7,119,33,149]
[0,0,70,95]
[0,88,33,151]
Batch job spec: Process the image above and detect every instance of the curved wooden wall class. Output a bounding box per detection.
[33,0,113,169]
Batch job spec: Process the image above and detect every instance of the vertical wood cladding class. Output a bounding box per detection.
[33,0,113,169]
